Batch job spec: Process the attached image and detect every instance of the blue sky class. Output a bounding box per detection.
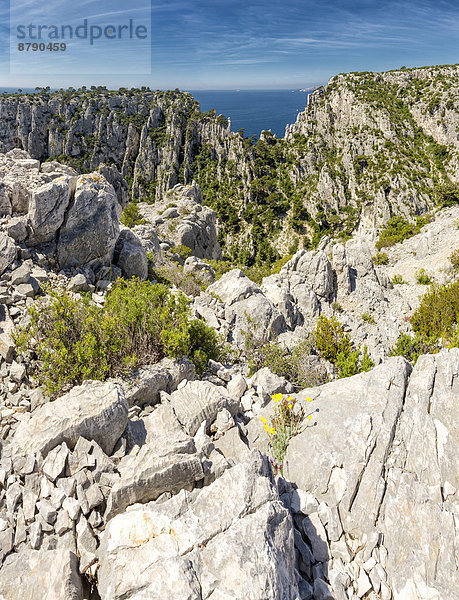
[0,0,458,89]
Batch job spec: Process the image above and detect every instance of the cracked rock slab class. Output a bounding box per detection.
[98,451,299,600]
[13,381,128,459]
[0,549,83,600]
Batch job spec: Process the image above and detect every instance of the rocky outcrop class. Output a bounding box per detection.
[2,68,456,263]
[137,182,222,261]
[98,452,299,600]
[243,350,459,600]
[0,549,83,600]
[0,150,123,270]
[0,89,233,202]
[13,381,128,458]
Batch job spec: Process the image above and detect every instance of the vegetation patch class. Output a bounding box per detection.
[14,279,223,396]
[120,202,147,228]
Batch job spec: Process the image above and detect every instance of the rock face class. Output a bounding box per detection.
[113,228,148,280]
[0,150,122,270]
[0,233,17,275]
[105,404,204,519]
[98,451,299,600]
[13,381,128,458]
[169,379,240,436]
[55,173,121,268]
[244,350,459,600]
[137,182,222,261]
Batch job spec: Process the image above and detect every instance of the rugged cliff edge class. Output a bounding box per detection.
[0,65,457,263]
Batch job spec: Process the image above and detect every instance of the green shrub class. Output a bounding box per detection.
[120,202,147,228]
[410,280,459,342]
[242,255,291,285]
[314,315,352,363]
[389,332,439,365]
[174,244,193,260]
[435,182,459,207]
[14,279,223,395]
[375,217,414,250]
[449,249,459,271]
[331,301,343,313]
[373,252,389,265]
[242,322,327,390]
[360,346,375,372]
[362,312,375,324]
[416,268,433,285]
[392,274,404,284]
[336,350,360,378]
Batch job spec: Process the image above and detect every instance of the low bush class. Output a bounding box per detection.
[392,274,404,284]
[314,317,375,377]
[174,244,193,261]
[314,315,352,363]
[410,280,459,342]
[389,332,440,365]
[242,255,291,285]
[375,217,414,250]
[416,268,433,285]
[120,202,147,228]
[336,345,374,378]
[362,312,375,324]
[14,278,223,395]
[336,350,360,378]
[373,251,389,265]
[331,301,343,313]
[435,182,459,207]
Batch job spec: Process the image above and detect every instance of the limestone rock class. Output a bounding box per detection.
[113,229,148,280]
[0,233,17,275]
[0,549,83,600]
[13,381,128,458]
[56,173,120,268]
[98,452,299,600]
[169,380,240,436]
[27,177,72,245]
[105,433,203,520]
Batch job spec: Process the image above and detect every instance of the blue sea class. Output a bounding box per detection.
[189,89,310,139]
[0,87,310,139]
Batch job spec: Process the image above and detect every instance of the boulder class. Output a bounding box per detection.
[169,380,240,436]
[114,229,148,280]
[267,350,459,600]
[98,452,299,600]
[183,256,215,283]
[13,381,128,458]
[116,364,171,407]
[0,233,17,275]
[56,173,120,268]
[27,177,72,245]
[282,250,334,300]
[0,549,83,600]
[105,421,203,519]
[251,367,294,396]
[207,268,261,305]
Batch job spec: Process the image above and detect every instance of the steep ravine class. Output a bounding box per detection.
[0,64,457,263]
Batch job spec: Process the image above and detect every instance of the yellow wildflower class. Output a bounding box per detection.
[288,404,293,409]
[306,397,312,402]
[260,416,267,423]
[307,415,312,420]
[271,393,282,403]
[270,428,275,435]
